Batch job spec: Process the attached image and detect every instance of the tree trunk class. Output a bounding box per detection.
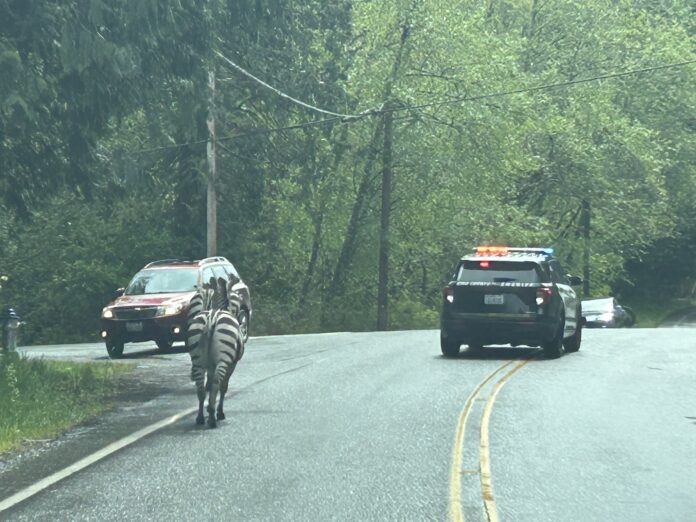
[324,16,410,326]
[301,208,324,303]
[324,119,384,304]
[527,0,540,38]
[582,199,590,297]
[300,126,350,304]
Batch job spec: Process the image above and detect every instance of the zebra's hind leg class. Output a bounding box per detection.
[216,379,227,421]
[217,361,237,420]
[196,387,206,425]
[216,368,230,420]
[193,368,206,425]
[207,374,219,429]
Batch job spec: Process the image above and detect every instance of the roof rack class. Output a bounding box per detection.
[143,256,229,269]
[144,259,192,268]
[199,256,229,265]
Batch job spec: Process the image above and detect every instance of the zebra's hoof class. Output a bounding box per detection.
[207,417,217,429]
[196,415,205,425]
[217,411,225,420]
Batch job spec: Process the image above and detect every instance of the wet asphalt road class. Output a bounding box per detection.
[3,329,696,521]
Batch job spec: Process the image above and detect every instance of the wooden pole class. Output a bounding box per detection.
[377,106,393,331]
[206,69,217,257]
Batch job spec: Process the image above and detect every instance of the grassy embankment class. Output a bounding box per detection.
[622,297,696,327]
[0,355,132,454]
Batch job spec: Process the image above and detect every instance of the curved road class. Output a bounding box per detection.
[2,329,695,521]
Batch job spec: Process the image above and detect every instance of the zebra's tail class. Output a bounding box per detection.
[210,310,242,385]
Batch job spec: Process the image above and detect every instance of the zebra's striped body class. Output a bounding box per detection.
[186,283,244,428]
[188,291,207,321]
[226,280,244,360]
[226,280,241,315]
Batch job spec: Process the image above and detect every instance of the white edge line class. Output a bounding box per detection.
[0,407,197,514]
[0,361,315,512]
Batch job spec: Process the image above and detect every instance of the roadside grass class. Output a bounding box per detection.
[621,297,695,327]
[0,354,133,454]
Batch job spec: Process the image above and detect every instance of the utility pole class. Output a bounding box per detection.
[206,68,217,257]
[581,199,590,297]
[377,105,394,331]
[375,19,410,331]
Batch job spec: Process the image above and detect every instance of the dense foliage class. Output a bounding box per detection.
[1,0,694,343]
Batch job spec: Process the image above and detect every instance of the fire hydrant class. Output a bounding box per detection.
[1,308,21,354]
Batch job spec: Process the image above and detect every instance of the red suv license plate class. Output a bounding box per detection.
[126,321,143,332]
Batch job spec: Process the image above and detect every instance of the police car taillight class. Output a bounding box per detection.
[443,287,454,303]
[536,287,552,306]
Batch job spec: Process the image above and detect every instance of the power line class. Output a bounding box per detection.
[217,115,347,143]
[132,58,696,154]
[379,59,696,115]
[214,49,371,120]
[131,138,208,154]
[130,116,348,155]
[221,59,696,142]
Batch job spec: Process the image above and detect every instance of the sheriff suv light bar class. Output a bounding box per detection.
[474,246,554,256]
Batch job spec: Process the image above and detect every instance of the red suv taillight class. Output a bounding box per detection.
[536,287,553,306]
[443,286,454,303]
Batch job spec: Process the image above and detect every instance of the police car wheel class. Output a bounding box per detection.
[543,316,565,359]
[563,308,582,353]
[440,335,461,357]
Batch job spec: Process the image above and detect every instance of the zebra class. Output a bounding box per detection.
[226,277,244,361]
[186,282,244,428]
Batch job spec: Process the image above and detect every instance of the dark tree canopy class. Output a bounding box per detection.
[1,0,694,342]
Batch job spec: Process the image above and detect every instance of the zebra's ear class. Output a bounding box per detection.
[228,289,241,314]
[202,288,214,310]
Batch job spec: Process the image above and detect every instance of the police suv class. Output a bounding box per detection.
[440,246,583,359]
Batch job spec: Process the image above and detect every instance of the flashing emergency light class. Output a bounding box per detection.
[475,246,554,256]
[475,246,508,255]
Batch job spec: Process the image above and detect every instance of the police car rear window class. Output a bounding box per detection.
[457,261,541,284]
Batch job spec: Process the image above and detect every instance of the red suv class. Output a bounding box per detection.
[100,257,252,358]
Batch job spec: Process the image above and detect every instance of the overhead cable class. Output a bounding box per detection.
[133,58,696,154]
[217,115,346,143]
[214,49,371,120]
[380,59,696,115]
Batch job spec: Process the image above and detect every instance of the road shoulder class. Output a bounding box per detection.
[0,364,193,502]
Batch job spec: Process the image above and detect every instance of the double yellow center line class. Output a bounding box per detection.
[449,354,537,522]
